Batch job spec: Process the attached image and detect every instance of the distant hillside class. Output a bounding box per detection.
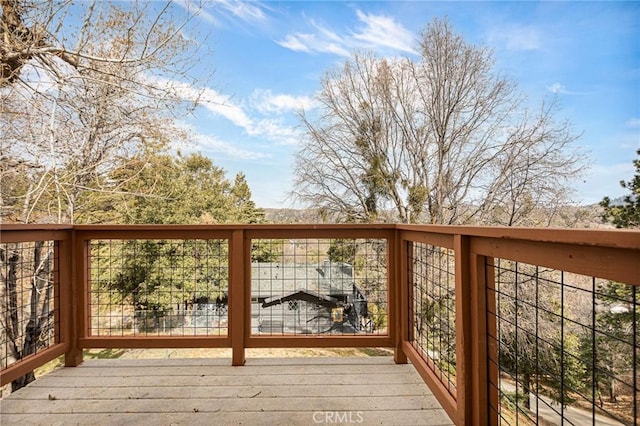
[264,204,609,228]
[609,195,637,206]
[264,208,326,224]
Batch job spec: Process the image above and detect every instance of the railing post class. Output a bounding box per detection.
[456,234,497,426]
[483,257,498,426]
[65,230,84,367]
[471,252,496,425]
[393,229,407,364]
[454,234,472,425]
[229,229,246,366]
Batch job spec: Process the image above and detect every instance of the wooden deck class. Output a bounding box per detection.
[1,357,452,425]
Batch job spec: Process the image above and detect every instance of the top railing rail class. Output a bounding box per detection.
[1,223,638,426]
[395,224,640,250]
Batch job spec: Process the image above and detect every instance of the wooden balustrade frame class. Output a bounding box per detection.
[1,224,638,426]
[397,225,639,426]
[0,227,72,386]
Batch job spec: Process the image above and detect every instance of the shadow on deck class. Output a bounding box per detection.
[1,356,452,426]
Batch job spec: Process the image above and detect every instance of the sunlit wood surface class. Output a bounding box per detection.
[1,356,452,425]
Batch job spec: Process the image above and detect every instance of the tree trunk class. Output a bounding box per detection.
[11,371,35,392]
[609,378,617,403]
[522,368,532,411]
[5,243,21,362]
[9,241,53,391]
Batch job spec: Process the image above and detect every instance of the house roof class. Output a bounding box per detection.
[261,289,339,308]
[251,260,355,299]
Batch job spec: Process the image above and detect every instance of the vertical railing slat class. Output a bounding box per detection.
[393,229,407,364]
[54,240,63,346]
[405,239,415,346]
[485,257,498,426]
[229,229,246,366]
[57,235,72,351]
[470,252,495,425]
[64,230,84,366]
[454,234,471,425]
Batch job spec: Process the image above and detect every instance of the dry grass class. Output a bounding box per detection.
[101,346,394,359]
[32,346,394,378]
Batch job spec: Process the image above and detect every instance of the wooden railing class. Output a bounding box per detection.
[397,225,639,425]
[1,224,639,425]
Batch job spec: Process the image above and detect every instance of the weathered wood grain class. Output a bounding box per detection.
[1,357,453,425]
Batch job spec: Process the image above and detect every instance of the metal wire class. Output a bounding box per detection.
[250,238,388,336]
[89,237,388,338]
[409,242,457,397]
[89,239,229,337]
[488,259,639,426]
[1,240,59,370]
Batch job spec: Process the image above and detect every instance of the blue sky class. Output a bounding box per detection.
[168,1,639,209]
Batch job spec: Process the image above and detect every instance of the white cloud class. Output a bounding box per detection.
[250,89,317,114]
[140,75,303,146]
[143,74,255,130]
[277,9,416,56]
[196,88,304,145]
[548,82,566,94]
[174,121,270,160]
[351,10,417,54]
[175,0,267,26]
[194,133,270,160]
[252,118,301,146]
[489,24,542,51]
[199,91,301,145]
[278,34,312,53]
[199,90,254,129]
[278,22,351,57]
[214,0,267,23]
[546,82,587,96]
[626,117,640,128]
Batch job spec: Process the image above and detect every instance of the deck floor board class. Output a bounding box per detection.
[1,357,453,425]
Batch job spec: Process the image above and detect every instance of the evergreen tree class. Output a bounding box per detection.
[590,151,640,409]
[89,151,267,328]
[110,152,265,225]
[231,173,265,224]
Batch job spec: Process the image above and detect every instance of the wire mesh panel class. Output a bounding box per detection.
[488,259,639,426]
[89,239,228,336]
[409,242,457,397]
[250,238,388,336]
[1,240,59,370]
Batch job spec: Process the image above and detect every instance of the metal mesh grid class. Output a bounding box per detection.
[488,259,639,425]
[89,239,228,336]
[409,242,457,396]
[250,238,388,336]
[1,241,59,370]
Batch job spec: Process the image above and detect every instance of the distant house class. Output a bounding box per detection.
[158,260,371,335]
[251,260,370,334]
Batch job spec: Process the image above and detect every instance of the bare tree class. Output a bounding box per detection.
[293,19,586,225]
[1,0,208,393]
[1,0,207,223]
[1,0,203,87]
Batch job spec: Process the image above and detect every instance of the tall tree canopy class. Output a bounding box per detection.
[0,0,206,224]
[110,152,265,225]
[293,19,585,225]
[1,0,202,87]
